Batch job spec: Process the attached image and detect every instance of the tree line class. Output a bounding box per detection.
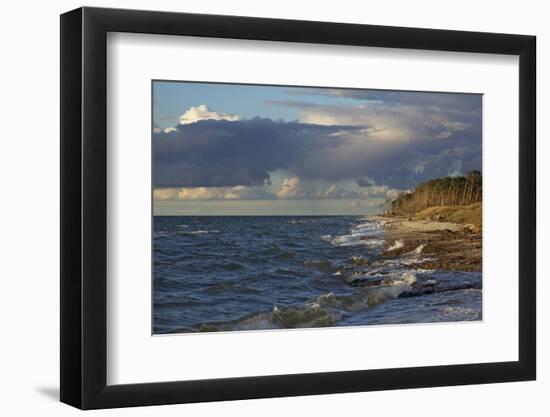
[389,171,482,216]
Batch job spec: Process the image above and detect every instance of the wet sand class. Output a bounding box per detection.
[370,216,482,272]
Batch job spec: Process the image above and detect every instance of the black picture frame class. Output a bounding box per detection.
[60,6,536,410]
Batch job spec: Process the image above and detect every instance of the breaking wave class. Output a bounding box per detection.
[321,220,385,247]
[154,215,482,334]
[195,272,418,332]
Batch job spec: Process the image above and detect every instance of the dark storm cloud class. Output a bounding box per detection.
[315,132,481,189]
[262,90,482,188]
[154,111,482,190]
[153,119,364,188]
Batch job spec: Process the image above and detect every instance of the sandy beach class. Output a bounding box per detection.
[371,215,482,272]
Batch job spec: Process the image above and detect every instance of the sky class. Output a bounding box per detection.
[152,81,482,216]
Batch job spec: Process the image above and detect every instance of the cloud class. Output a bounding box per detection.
[155,177,380,201]
[269,89,480,143]
[268,98,477,142]
[361,184,402,200]
[276,177,366,200]
[179,105,241,125]
[276,178,351,199]
[154,92,482,190]
[322,184,362,199]
[264,94,481,187]
[281,88,481,111]
[427,120,472,139]
[153,118,365,188]
[277,177,303,199]
[154,185,274,201]
[154,180,364,201]
[355,178,404,199]
[153,126,179,134]
[296,104,412,142]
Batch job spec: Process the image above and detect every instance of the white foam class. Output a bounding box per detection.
[321,221,385,247]
[364,272,417,305]
[406,243,426,255]
[387,239,404,251]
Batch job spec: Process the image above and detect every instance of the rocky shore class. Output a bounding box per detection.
[371,216,482,272]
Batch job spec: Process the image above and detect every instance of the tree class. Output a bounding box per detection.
[390,172,482,215]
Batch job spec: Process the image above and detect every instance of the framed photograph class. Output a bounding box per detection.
[60,6,536,409]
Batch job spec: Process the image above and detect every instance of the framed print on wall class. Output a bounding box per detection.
[60,6,536,410]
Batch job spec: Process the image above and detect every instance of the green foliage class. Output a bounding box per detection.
[390,171,482,216]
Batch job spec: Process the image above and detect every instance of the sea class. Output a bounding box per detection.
[153,216,482,334]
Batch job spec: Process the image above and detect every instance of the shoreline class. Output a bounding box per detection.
[370,215,482,272]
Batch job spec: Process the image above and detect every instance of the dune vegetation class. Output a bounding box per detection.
[413,203,482,231]
[388,172,482,230]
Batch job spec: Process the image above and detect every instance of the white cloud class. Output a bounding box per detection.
[179,105,241,125]
[298,105,412,142]
[155,99,480,190]
[154,185,272,201]
[362,184,403,200]
[155,167,407,203]
[277,177,304,199]
[321,184,362,199]
[436,131,454,139]
[276,177,363,199]
[272,98,476,145]
[429,120,472,139]
[440,121,471,131]
[154,180,404,202]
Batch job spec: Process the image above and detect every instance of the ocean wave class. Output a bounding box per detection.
[347,256,369,266]
[263,244,296,260]
[287,219,311,224]
[197,312,276,332]
[295,272,417,314]
[303,259,337,273]
[202,281,261,294]
[322,234,385,247]
[272,304,341,328]
[197,303,340,332]
[187,230,220,234]
[364,272,417,305]
[188,270,481,333]
[376,256,436,268]
[442,306,480,321]
[321,220,385,247]
[397,275,481,298]
[154,215,482,334]
[219,262,246,271]
[195,272,417,332]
